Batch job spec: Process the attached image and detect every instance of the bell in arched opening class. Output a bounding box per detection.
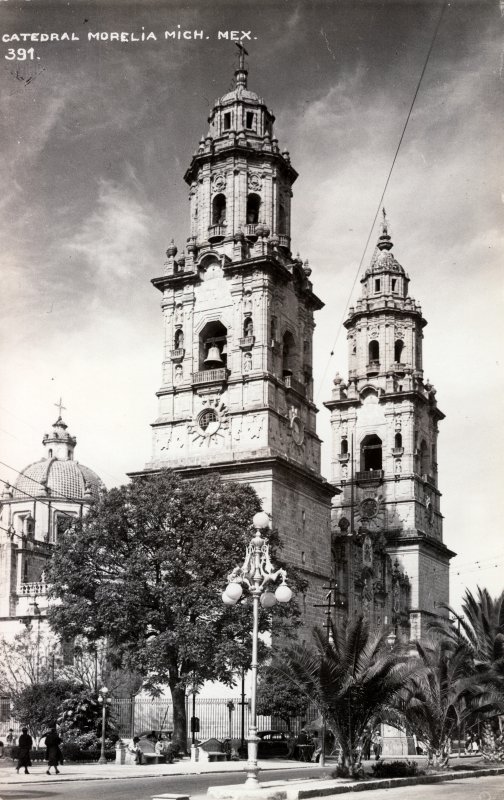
[204,343,223,368]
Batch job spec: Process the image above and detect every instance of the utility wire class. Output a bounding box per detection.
[315,0,448,402]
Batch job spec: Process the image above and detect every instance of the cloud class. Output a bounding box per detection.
[63,173,153,292]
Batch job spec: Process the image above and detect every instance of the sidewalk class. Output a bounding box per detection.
[0,757,309,785]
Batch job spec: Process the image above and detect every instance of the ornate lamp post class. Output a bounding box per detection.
[98,686,110,764]
[222,511,293,787]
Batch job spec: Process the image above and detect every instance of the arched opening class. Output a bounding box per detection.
[340,438,348,455]
[279,202,287,234]
[48,449,53,458]
[243,317,253,337]
[394,432,402,449]
[282,331,296,377]
[369,340,380,362]
[200,320,228,370]
[174,329,184,350]
[420,439,429,475]
[246,194,261,224]
[360,434,382,472]
[212,194,226,225]
[394,339,404,363]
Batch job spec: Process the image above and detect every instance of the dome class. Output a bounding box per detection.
[14,459,104,502]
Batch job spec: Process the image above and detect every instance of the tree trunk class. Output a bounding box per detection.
[428,739,451,769]
[480,721,503,762]
[170,683,187,753]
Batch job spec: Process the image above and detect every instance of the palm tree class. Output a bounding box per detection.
[271,616,412,777]
[402,636,499,768]
[432,587,504,761]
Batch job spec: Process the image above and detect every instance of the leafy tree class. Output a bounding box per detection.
[432,586,504,760]
[272,616,412,777]
[257,662,310,730]
[46,471,301,750]
[11,680,78,741]
[402,637,500,768]
[57,685,116,743]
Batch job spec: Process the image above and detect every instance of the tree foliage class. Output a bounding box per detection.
[257,662,310,730]
[400,637,500,768]
[271,616,412,777]
[11,680,79,741]
[46,470,301,748]
[431,586,504,761]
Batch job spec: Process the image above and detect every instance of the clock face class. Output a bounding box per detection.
[291,416,304,445]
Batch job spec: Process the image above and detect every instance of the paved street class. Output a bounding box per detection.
[0,765,323,800]
[0,765,503,800]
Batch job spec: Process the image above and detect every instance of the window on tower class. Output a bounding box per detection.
[282,331,296,376]
[391,278,397,292]
[246,111,254,129]
[394,339,404,363]
[340,438,348,456]
[212,194,226,225]
[369,340,380,362]
[223,112,231,130]
[246,193,261,224]
[395,432,402,449]
[420,439,429,476]
[374,279,381,293]
[360,434,382,471]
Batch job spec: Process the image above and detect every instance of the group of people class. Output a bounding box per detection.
[0,726,63,776]
[128,730,176,765]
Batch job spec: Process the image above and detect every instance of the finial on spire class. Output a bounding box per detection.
[234,42,248,89]
[377,208,393,251]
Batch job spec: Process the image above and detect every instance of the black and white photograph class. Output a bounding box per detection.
[0,1,503,797]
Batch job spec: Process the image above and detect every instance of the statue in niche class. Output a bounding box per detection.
[175,304,183,324]
[174,329,184,349]
[174,364,183,384]
[243,292,252,313]
[243,352,252,372]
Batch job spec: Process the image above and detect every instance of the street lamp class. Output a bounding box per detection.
[98,686,110,764]
[222,511,293,787]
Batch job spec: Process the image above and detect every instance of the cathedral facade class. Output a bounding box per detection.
[130,55,336,629]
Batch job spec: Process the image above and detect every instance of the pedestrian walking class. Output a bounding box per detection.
[15,728,32,774]
[371,729,383,761]
[44,726,63,775]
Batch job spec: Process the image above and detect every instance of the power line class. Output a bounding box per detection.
[315,0,448,402]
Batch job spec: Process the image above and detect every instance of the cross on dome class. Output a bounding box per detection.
[54,397,66,418]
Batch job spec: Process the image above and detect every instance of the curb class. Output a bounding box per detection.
[207,765,504,800]
[295,766,504,798]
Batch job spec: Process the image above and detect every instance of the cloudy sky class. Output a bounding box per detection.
[0,0,502,611]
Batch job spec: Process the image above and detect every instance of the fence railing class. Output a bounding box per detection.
[1,694,319,742]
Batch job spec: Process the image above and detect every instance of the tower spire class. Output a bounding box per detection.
[235,42,248,89]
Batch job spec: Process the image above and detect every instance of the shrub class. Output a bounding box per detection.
[372,760,420,778]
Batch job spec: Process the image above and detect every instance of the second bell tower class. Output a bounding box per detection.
[141,52,335,628]
[325,212,455,639]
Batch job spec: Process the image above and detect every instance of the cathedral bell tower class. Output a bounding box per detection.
[325,212,455,640]
[140,51,336,629]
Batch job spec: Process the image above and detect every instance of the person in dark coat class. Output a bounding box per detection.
[44,726,62,775]
[16,728,32,774]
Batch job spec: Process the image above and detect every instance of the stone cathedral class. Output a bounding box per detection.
[134,56,452,637]
[133,54,336,629]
